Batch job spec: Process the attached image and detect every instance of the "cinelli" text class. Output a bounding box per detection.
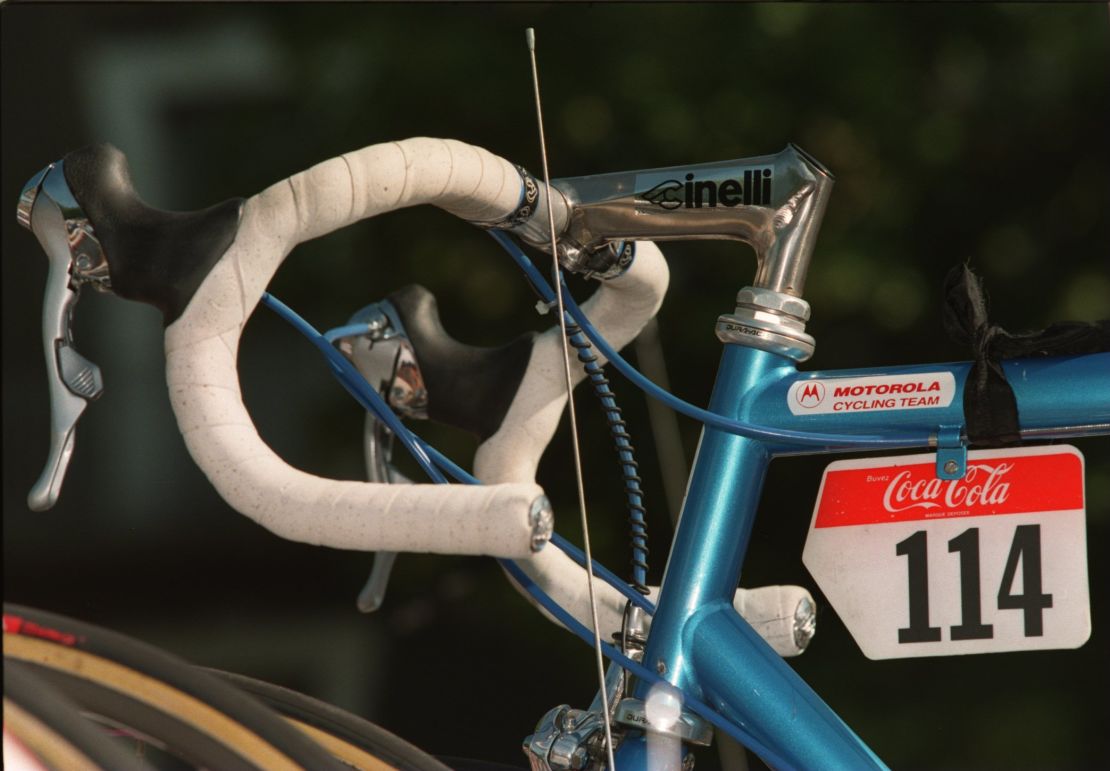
[641,169,773,210]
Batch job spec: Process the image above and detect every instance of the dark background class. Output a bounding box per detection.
[3,3,1108,769]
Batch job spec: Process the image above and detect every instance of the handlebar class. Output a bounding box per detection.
[161,138,564,558]
[18,137,670,560]
[18,137,826,610]
[19,136,830,655]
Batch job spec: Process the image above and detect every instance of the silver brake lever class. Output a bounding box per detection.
[356,415,405,613]
[19,163,109,511]
[334,301,425,612]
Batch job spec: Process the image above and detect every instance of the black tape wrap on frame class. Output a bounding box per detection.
[943,264,1110,447]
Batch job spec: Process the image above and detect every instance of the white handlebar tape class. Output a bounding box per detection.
[475,240,670,483]
[164,138,548,557]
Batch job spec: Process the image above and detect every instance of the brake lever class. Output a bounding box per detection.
[333,300,426,612]
[356,415,402,614]
[18,162,108,511]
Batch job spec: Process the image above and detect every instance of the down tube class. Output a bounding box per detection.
[619,345,885,770]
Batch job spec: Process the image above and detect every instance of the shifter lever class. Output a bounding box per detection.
[18,162,107,511]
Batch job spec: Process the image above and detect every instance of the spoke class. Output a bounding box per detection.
[526,27,616,769]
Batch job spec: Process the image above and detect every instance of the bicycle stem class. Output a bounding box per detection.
[513,144,833,297]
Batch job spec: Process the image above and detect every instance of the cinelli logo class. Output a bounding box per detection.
[641,169,773,210]
[881,463,1014,513]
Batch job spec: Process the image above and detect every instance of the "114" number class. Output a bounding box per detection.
[896,525,1053,644]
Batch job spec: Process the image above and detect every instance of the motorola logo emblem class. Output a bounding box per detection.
[795,382,825,409]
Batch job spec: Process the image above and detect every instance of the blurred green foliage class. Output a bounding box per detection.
[3,3,1108,769]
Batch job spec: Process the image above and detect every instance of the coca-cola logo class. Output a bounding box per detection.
[813,450,1081,529]
[882,463,1013,513]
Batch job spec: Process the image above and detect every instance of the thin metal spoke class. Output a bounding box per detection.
[525,27,617,770]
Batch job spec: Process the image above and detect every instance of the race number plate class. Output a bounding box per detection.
[802,445,1090,659]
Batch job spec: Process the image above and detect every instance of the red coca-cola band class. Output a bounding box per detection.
[814,451,1083,528]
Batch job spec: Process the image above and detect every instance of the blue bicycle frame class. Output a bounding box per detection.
[273,264,1105,767]
[615,346,1110,769]
[276,255,1108,769]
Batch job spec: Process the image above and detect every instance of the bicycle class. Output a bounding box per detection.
[11,122,1110,771]
[2,6,1110,771]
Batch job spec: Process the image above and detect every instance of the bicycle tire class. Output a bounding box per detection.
[3,604,347,771]
[4,657,152,770]
[206,669,454,771]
